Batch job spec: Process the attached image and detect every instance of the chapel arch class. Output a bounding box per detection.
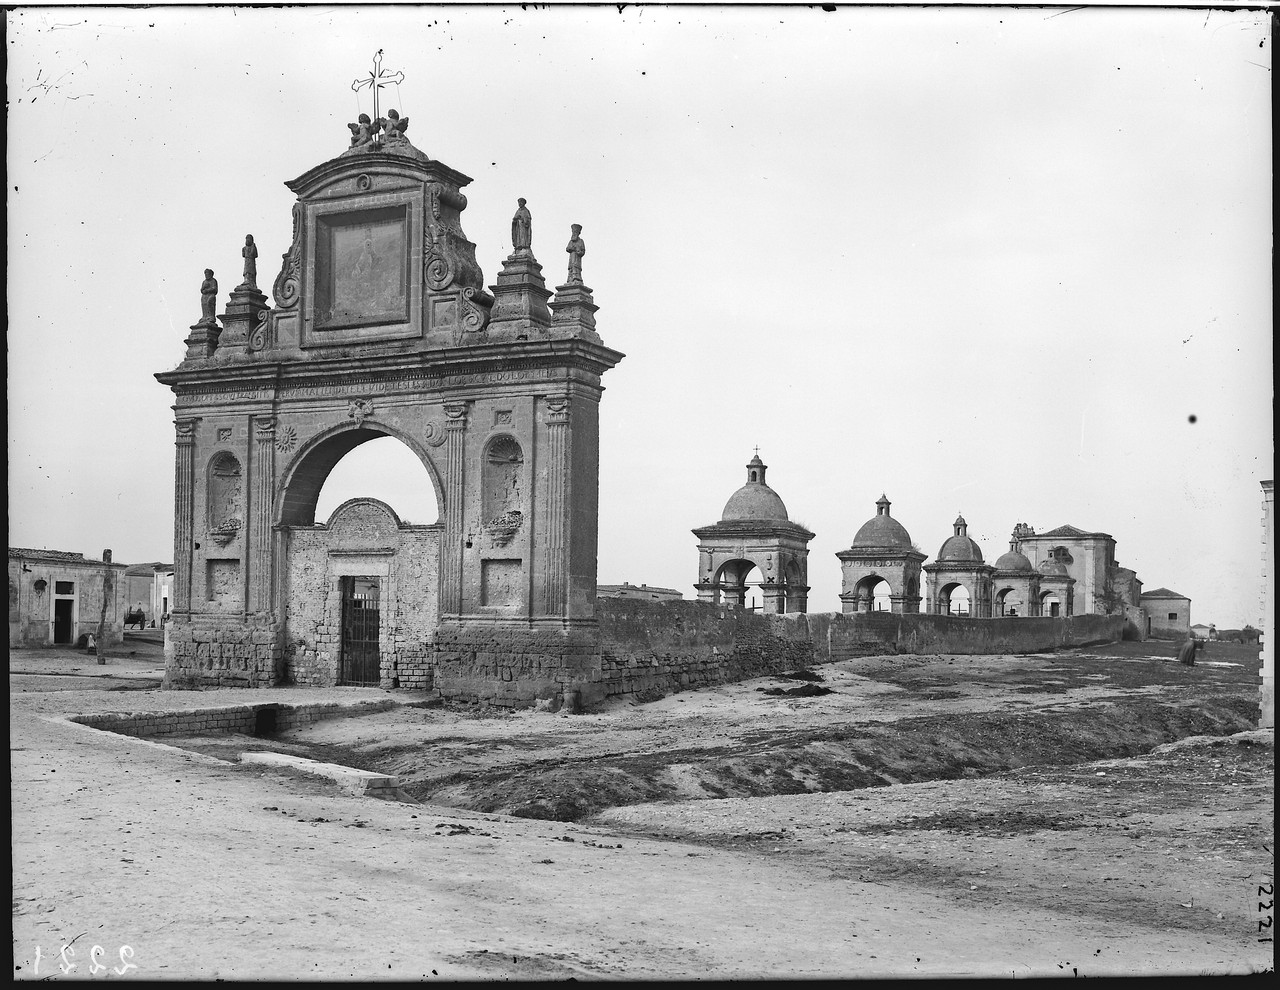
[711,558,762,609]
[276,423,444,527]
[941,582,971,616]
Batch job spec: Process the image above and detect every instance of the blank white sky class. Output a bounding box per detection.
[6,4,1272,625]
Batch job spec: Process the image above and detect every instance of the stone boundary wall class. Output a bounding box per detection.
[68,698,397,739]
[595,600,1124,704]
[164,615,283,689]
[783,610,1125,661]
[597,599,814,700]
[430,624,603,709]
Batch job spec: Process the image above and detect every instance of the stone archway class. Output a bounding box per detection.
[156,124,623,702]
[276,422,445,527]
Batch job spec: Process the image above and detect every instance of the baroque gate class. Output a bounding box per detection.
[157,104,622,707]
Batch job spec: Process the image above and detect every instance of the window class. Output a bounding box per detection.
[1168,612,1178,621]
[55,581,74,595]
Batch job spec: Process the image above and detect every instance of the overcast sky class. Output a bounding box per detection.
[6,4,1272,626]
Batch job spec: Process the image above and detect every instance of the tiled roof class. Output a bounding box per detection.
[1140,587,1189,600]
[1037,524,1109,539]
[9,547,88,563]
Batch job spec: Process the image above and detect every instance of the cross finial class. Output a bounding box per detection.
[753,444,760,456]
[352,50,405,123]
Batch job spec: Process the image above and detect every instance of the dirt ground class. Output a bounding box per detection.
[10,633,1274,979]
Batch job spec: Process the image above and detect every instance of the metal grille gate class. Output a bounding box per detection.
[339,577,381,686]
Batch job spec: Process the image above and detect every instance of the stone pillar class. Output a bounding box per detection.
[787,586,810,614]
[543,395,571,615]
[173,418,199,612]
[251,416,275,614]
[723,583,747,609]
[218,287,270,352]
[694,581,720,605]
[760,582,786,614]
[441,401,469,616]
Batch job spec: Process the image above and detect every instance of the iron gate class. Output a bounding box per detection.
[340,577,381,686]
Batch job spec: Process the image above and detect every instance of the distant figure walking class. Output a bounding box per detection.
[1176,632,1199,666]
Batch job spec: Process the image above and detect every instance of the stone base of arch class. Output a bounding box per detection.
[161,613,284,690]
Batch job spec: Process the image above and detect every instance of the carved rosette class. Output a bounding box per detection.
[423,420,447,448]
[272,202,303,309]
[274,425,298,454]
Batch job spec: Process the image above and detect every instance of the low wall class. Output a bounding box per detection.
[786,610,1125,660]
[595,600,1124,703]
[68,698,397,739]
[597,599,814,700]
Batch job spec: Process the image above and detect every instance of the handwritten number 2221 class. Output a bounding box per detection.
[34,944,136,975]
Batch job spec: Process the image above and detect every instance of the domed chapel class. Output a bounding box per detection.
[155,60,623,707]
[836,495,927,613]
[922,514,996,617]
[693,454,814,613]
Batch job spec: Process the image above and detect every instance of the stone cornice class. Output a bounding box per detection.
[836,547,927,563]
[156,338,625,394]
[692,520,816,542]
[286,151,473,198]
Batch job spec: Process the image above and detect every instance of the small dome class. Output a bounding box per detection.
[851,494,912,549]
[722,484,790,522]
[938,535,985,563]
[995,549,1033,572]
[1039,559,1069,577]
[936,512,984,562]
[720,452,790,522]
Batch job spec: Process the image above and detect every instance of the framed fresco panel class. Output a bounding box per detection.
[314,206,409,330]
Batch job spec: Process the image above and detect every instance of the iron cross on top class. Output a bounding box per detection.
[352,50,404,122]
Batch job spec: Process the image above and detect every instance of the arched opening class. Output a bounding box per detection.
[712,559,762,610]
[905,575,920,613]
[1041,591,1062,618]
[282,428,442,527]
[996,586,1024,617]
[941,583,970,616]
[854,574,893,612]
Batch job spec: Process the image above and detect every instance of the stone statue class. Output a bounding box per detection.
[348,113,377,149]
[240,234,258,290]
[380,109,410,146]
[199,269,218,325]
[511,198,532,254]
[565,224,585,284]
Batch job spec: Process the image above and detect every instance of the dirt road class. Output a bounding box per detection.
[10,637,1273,979]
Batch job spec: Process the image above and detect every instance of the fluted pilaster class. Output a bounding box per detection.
[543,395,570,615]
[252,416,276,614]
[441,401,469,615]
[173,418,199,611]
